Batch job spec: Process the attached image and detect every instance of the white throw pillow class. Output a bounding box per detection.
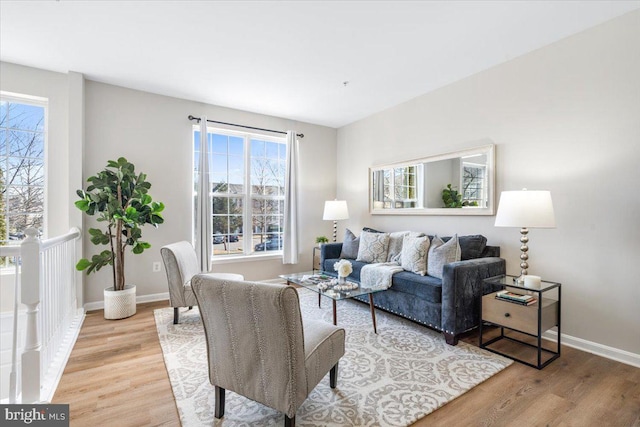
[356,231,390,263]
[400,235,431,275]
[427,235,461,279]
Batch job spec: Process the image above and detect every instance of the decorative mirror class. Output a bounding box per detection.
[370,144,495,215]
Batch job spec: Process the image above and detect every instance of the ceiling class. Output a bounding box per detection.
[1,1,639,128]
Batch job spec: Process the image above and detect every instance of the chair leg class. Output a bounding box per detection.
[285,414,295,427]
[330,363,338,388]
[173,307,179,324]
[215,386,225,419]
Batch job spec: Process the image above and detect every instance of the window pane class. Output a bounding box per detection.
[251,139,264,157]
[0,129,6,154]
[212,197,229,215]
[266,141,279,159]
[8,103,45,132]
[279,143,287,160]
[9,130,44,158]
[229,136,243,155]
[212,154,227,175]
[211,174,228,193]
[7,158,44,186]
[212,133,227,154]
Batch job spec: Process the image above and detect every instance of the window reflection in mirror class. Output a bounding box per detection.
[370,144,495,215]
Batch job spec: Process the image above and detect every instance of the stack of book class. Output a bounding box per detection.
[495,290,537,306]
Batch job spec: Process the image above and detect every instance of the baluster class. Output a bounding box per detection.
[20,227,42,403]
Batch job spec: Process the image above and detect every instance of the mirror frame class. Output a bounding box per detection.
[369,144,495,216]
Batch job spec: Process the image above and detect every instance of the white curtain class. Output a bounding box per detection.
[282,131,299,264]
[195,116,212,272]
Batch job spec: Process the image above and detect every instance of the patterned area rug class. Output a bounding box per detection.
[154,288,512,426]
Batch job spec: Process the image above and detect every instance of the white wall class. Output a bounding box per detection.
[337,11,640,355]
[83,81,337,304]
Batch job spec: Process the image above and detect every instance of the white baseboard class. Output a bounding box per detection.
[544,330,640,368]
[83,292,169,312]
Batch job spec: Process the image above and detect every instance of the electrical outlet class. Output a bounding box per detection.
[152,261,161,272]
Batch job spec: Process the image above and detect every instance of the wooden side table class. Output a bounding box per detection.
[479,274,561,369]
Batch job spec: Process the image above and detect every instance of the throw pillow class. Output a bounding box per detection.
[443,234,487,260]
[400,235,430,275]
[340,228,360,259]
[356,231,390,263]
[427,235,462,279]
[386,231,410,262]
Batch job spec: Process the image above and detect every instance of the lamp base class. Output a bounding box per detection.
[519,227,529,277]
[332,220,338,242]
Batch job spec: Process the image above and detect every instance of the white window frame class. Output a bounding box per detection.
[192,126,287,263]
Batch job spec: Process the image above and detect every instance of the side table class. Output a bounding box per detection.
[312,246,321,271]
[479,274,561,369]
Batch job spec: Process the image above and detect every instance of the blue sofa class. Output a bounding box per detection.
[320,235,505,345]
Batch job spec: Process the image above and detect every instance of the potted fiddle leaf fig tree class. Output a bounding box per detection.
[75,157,165,319]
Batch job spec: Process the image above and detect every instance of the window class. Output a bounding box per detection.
[193,127,286,258]
[383,165,421,208]
[0,95,47,250]
[461,162,486,207]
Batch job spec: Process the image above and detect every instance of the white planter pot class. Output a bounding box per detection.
[104,285,136,320]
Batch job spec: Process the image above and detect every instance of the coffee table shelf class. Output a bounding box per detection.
[280,271,382,333]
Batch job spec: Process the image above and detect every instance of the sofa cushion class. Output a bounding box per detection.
[427,235,461,279]
[340,228,359,259]
[400,235,430,276]
[356,231,390,263]
[443,234,487,260]
[391,271,443,304]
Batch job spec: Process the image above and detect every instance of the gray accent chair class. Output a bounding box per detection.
[191,275,346,427]
[160,241,244,324]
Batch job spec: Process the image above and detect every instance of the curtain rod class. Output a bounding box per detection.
[188,115,304,138]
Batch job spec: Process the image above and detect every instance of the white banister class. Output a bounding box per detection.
[0,227,83,404]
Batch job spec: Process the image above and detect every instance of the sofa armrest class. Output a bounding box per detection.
[320,243,343,271]
[440,257,506,343]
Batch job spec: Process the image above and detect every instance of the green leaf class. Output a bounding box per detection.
[76,258,91,271]
[75,200,90,211]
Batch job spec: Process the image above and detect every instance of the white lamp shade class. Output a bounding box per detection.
[495,190,556,228]
[323,200,349,221]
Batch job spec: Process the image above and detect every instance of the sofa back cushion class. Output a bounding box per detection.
[443,234,487,260]
[356,231,390,263]
[427,235,461,279]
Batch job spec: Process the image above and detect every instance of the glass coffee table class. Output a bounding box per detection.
[280,271,382,334]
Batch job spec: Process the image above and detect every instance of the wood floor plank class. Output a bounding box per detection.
[53,300,640,426]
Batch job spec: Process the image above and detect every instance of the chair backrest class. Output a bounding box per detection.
[192,276,308,416]
[161,241,201,305]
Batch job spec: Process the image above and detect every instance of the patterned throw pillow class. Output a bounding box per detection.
[340,228,360,259]
[356,231,390,263]
[427,235,461,279]
[386,231,410,262]
[400,235,431,275]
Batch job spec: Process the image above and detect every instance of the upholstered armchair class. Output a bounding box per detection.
[160,241,243,324]
[191,276,346,427]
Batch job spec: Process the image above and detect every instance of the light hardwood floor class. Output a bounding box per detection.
[53,301,640,426]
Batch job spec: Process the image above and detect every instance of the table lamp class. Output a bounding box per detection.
[494,189,555,281]
[323,200,349,242]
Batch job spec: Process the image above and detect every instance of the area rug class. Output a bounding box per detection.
[154,288,512,426]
